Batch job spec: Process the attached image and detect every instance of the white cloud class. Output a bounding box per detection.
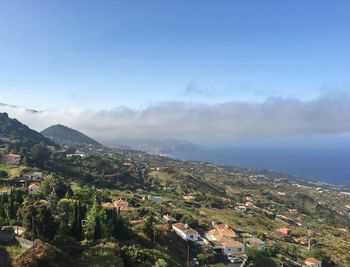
[1,91,350,143]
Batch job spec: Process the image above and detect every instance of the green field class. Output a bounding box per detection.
[0,163,26,179]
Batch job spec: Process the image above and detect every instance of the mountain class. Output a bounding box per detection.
[104,137,203,154]
[41,124,101,147]
[0,112,55,147]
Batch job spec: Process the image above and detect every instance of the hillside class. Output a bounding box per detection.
[0,115,349,267]
[41,124,101,147]
[0,112,55,148]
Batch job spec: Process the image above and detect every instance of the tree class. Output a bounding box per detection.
[30,143,50,168]
[70,200,83,240]
[84,200,105,240]
[154,259,168,267]
[40,174,67,198]
[246,248,278,267]
[0,170,8,178]
[143,215,156,241]
[19,200,57,241]
[48,190,59,213]
[307,248,336,267]
[180,214,198,228]
[197,253,207,263]
[106,208,129,241]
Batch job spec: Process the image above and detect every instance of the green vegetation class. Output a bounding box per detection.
[41,124,101,147]
[5,245,26,258]
[1,114,350,266]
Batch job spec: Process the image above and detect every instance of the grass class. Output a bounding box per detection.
[201,207,281,234]
[0,186,11,193]
[149,171,173,183]
[0,163,25,178]
[76,242,124,267]
[5,245,26,258]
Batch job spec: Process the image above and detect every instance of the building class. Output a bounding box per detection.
[172,222,200,241]
[235,205,247,213]
[206,223,238,241]
[163,214,177,224]
[66,153,87,159]
[28,183,40,193]
[102,199,135,213]
[2,153,21,164]
[23,171,43,181]
[304,258,322,267]
[183,195,195,201]
[163,186,172,192]
[147,195,162,204]
[277,227,291,236]
[212,239,245,255]
[243,238,265,250]
[206,223,244,255]
[2,225,26,235]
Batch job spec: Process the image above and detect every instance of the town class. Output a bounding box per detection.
[0,113,349,266]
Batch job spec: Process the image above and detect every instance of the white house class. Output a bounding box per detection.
[163,214,177,224]
[212,239,245,255]
[172,222,200,241]
[244,237,265,250]
[23,172,43,181]
[235,205,247,213]
[205,223,245,255]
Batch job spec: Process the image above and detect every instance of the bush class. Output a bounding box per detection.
[0,170,8,178]
[120,246,175,267]
[247,248,278,267]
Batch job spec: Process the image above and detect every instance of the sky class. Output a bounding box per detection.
[0,1,350,144]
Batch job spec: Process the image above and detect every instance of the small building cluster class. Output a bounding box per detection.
[102,199,135,213]
[1,153,21,164]
[206,223,245,255]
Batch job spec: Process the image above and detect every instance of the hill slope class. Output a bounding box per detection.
[41,124,101,146]
[0,112,55,148]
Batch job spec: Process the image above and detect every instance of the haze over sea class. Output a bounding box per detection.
[172,146,350,186]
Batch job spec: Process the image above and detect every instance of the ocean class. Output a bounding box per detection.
[171,146,350,186]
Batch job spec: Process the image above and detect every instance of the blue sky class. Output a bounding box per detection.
[1,1,350,146]
[0,1,349,110]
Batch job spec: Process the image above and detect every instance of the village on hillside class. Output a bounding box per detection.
[1,130,350,267]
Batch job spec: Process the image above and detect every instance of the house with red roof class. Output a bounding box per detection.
[28,183,40,193]
[277,227,291,236]
[102,199,135,213]
[2,153,21,164]
[304,258,322,267]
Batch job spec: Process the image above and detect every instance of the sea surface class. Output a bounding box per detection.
[171,147,350,186]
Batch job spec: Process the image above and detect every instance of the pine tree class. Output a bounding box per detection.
[94,215,101,240]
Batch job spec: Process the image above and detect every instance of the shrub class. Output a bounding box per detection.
[0,170,8,178]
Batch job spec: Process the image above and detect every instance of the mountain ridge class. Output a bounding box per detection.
[0,112,55,148]
[41,124,101,147]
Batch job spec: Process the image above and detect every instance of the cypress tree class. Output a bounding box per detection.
[94,215,101,240]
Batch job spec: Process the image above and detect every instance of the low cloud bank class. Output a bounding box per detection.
[1,92,350,142]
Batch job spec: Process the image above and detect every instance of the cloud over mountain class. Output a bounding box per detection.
[1,91,350,143]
